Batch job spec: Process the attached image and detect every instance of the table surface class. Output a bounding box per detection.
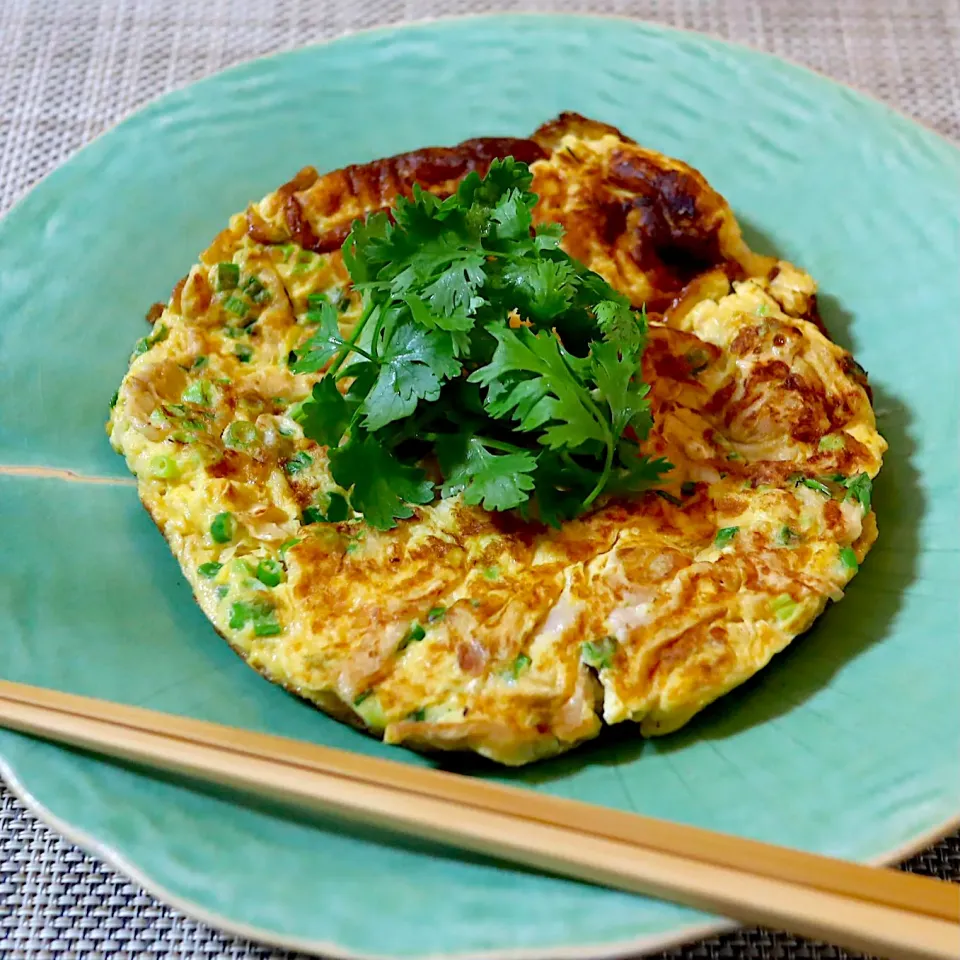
[1,1,957,957]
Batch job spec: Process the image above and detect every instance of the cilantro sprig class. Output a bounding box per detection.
[290,158,669,529]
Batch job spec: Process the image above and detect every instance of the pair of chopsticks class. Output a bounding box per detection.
[0,679,956,960]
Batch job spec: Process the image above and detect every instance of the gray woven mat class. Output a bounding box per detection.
[1,0,958,957]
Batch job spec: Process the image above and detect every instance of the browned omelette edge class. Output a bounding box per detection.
[149,114,835,343]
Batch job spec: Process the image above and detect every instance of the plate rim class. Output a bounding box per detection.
[0,10,955,223]
[1,12,958,960]
[4,756,957,960]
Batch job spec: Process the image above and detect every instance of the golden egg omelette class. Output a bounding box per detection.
[108,113,886,766]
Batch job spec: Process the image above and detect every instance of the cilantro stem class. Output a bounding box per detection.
[291,159,661,530]
[582,434,614,508]
[367,306,387,363]
[328,296,376,380]
[555,347,614,507]
[475,436,528,455]
[346,343,376,362]
[560,452,597,480]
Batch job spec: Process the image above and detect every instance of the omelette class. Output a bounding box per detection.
[107,113,885,765]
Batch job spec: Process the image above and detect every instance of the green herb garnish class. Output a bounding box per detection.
[210,511,236,543]
[198,562,223,579]
[776,526,801,547]
[841,473,873,512]
[235,345,253,363]
[818,434,845,452]
[292,250,319,274]
[301,506,325,525]
[216,262,240,291]
[685,347,710,375]
[581,636,618,670]
[279,537,301,557]
[147,454,179,480]
[344,530,365,554]
[229,599,281,636]
[301,491,349,526]
[399,622,426,650]
[798,477,831,497]
[243,276,271,304]
[256,558,284,587]
[839,546,859,571]
[182,379,214,407]
[407,707,427,722]
[217,264,240,291]
[770,593,798,621]
[133,322,169,357]
[509,652,532,679]
[223,296,249,318]
[290,159,669,530]
[289,303,347,373]
[715,526,739,548]
[223,420,260,451]
[283,451,313,475]
[426,606,446,623]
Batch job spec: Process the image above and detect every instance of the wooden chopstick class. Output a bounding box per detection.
[0,680,956,960]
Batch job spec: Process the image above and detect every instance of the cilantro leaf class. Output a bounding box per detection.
[366,190,478,302]
[437,435,538,512]
[342,212,392,284]
[501,258,577,322]
[533,222,564,251]
[405,293,474,333]
[470,326,607,450]
[523,451,595,527]
[308,158,666,527]
[457,157,534,212]
[591,340,653,438]
[422,254,486,317]
[594,299,645,355]
[323,491,351,522]
[295,377,350,448]
[489,188,534,242]
[290,302,346,373]
[361,320,462,431]
[302,491,351,525]
[329,436,434,530]
[841,473,873,512]
[607,444,673,494]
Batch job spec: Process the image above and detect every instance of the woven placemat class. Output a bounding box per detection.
[2,788,958,959]
[1,1,958,957]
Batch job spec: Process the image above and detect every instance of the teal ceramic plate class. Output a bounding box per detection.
[1,14,958,959]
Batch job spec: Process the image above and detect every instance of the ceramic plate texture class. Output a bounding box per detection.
[1,14,958,960]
